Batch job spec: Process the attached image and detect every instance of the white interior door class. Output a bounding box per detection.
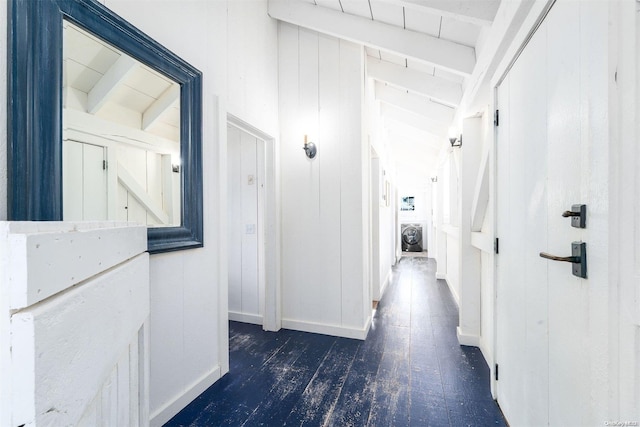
[63,140,108,221]
[495,1,610,425]
[227,124,264,325]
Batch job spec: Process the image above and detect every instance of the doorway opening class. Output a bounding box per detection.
[226,115,280,331]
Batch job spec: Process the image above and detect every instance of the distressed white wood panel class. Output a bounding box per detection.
[63,140,84,221]
[7,223,146,310]
[240,131,259,316]
[339,39,366,329]
[82,143,108,221]
[76,327,146,427]
[11,252,149,426]
[227,125,243,314]
[317,33,343,325]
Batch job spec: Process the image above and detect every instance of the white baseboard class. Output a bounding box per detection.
[281,318,370,340]
[228,311,263,325]
[456,327,480,347]
[150,365,221,427]
[435,272,446,280]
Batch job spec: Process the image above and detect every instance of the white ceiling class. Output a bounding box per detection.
[270,0,501,189]
[63,21,180,143]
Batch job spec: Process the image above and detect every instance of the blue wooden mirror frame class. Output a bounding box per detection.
[7,0,203,253]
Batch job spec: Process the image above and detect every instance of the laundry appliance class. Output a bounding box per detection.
[401,223,423,252]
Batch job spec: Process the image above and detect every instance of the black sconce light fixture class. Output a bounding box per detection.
[303,134,317,159]
[449,134,462,148]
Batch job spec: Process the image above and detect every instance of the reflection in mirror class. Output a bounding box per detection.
[62,20,181,227]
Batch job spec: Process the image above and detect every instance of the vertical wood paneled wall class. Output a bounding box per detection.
[278,23,370,339]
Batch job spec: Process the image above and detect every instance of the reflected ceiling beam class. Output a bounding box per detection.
[268,0,475,76]
[375,82,455,123]
[380,103,448,137]
[380,0,499,27]
[87,55,137,114]
[367,58,462,106]
[142,85,180,130]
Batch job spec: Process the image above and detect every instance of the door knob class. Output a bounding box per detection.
[539,242,587,278]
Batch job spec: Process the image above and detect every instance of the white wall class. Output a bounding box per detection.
[278,23,370,339]
[227,0,279,138]
[102,2,228,424]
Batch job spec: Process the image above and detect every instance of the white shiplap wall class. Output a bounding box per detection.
[278,22,371,339]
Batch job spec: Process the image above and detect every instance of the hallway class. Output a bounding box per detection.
[165,257,506,426]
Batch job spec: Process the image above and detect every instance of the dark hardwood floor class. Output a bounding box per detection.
[165,257,507,426]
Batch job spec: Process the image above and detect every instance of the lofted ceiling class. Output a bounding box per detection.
[269,0,501,189]
[63,21,181,144]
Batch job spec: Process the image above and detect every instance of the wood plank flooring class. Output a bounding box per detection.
[165,257,507,426]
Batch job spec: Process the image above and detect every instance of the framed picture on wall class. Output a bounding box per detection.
[401,196,415,211]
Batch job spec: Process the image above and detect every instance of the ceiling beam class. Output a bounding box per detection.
[142,85,180,130]
[384,116,442,143]
[268,0,476,76]
[380,103,448,137]
[375,82,455,123]
[367,58,462,106]
[87,55,137,114]
[385,124,443,151]
[380,0,499,27]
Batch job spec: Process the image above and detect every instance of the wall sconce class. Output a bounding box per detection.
[449,134,462,148]
[431,176,438,183]
[303,134,317,159]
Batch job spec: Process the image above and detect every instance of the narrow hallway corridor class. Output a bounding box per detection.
[166,258,506,426]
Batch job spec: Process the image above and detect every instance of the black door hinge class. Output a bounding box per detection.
[495,364,499,381]
[494,109,499,126]
[495,238,499,254]
[103,160,107,170]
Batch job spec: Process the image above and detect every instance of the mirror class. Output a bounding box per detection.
[63,21,181,227]
[8,0,203,253]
